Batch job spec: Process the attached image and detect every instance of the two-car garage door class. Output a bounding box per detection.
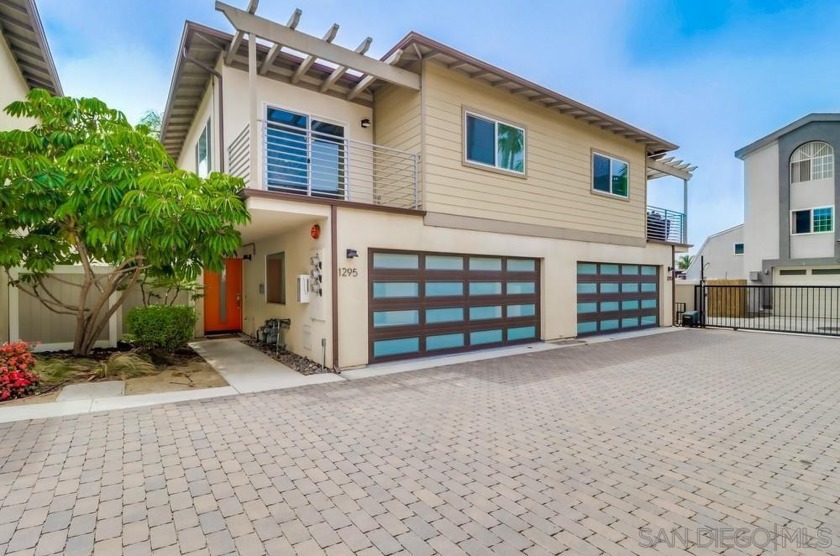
[576,262,659,336]
[369,250,540,362]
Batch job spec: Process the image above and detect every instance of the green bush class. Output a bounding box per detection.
[126,305,196,352]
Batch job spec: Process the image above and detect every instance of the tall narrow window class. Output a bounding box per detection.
[266,252,286,304]
[196,121,211,178]
[464,112,525,173]
[592,153,629,197]
[791,141,834,182]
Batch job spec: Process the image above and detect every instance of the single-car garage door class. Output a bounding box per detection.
[369,250,540,362]
[576,262,659,336]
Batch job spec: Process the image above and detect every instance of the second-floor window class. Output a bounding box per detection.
[592,152,629,198]
[791,141,834,183]
[464,111,525,174]
[791,206,834,235]
[196,120,211,178]
[734,243,745,255]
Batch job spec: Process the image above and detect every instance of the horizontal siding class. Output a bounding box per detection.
[422,61,647,238]
[373,83,421,154]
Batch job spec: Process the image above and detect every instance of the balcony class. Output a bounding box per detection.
[647,206,686,244]
[228,121,421,210]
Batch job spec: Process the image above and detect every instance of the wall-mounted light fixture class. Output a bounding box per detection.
[346,249,359,259]
[360,118,371,129]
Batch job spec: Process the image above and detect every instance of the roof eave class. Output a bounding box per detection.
[735,113,840,159]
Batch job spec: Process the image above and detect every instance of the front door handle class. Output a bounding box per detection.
[236,293,241,308]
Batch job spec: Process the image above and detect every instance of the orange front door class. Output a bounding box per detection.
[204,258,243,333]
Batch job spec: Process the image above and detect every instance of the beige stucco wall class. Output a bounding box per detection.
[240,212,333,366]
[0,38,31,131]
[335,206,673,369]
[419,61,648,239]
[743,142,780,279]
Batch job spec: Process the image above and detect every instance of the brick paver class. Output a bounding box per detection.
[2,329,840,554]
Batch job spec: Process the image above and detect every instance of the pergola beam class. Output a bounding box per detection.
[647,157,694,180]
[347,49,403,101]
[216,1,420,90]
[292,23,340,84]
[320,36,372,93]
[259,8,301,75]
[225,0,259,65]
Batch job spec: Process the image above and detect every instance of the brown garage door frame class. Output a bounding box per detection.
[369,249,541,363]
[577,262,659,337]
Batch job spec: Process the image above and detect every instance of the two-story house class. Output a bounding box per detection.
[736,114,840,287]
[0,0,62,344]
[160,3,693,369]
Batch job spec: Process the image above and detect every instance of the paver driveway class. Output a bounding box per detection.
[2,329,840,555]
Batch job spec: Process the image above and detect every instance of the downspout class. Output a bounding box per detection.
[671,244,676,327]
[331,205,339,370]
[181,47,225,173]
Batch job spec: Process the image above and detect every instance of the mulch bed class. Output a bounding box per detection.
[241,339,337,375]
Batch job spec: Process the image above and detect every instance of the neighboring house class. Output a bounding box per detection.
[736,114,840,286]
[160,3,695,368]
[0,0,62,343]
[685,224,745,280]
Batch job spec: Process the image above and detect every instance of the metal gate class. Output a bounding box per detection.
[694,283,840,336]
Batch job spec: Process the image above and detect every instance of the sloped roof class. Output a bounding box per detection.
[387,32,678,157]
[735,113,840,159]
[0,0,62,95]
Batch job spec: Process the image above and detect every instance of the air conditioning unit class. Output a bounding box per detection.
[297,274,311,303]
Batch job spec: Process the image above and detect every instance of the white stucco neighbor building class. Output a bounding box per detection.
[735,114,840,286]
[685,224,744,280]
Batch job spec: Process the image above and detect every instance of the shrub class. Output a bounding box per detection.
[126,305,197,352]
[0,341,40,401]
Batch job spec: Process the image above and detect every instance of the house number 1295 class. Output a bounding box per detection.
[339,268,358,277]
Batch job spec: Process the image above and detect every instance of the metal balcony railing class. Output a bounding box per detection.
[226,121,421,210]
[646,206,686,244]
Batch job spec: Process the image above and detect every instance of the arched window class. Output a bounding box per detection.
[790,141,834,183]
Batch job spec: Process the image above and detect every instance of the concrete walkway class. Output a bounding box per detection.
[190,338,344,393]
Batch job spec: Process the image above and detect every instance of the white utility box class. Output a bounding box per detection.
[297,274,311,303]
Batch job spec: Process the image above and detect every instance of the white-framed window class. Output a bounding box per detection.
[592,152,629,198]
[196,120,211,178]
[464,111,525,174]
[733,243,745,255]
[790,141,834,183]
[791,206,834,235]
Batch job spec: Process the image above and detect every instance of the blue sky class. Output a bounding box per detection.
[37,0,840,252]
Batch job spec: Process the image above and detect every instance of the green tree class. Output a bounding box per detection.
[0,90,249,355]
[677,254,692,270]
[138,109,162,139]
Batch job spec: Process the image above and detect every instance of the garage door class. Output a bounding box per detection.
[576,262,659,336]
[369,250,540,362]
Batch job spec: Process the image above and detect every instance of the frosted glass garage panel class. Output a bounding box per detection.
[577,263,597,275]
[373,310,419,327]
[426,255,463,270]
[577,283,597,294]
[469,257,502,271]
[507,282,535,294]
[426,307,464,323]
[373,282,419,298]
[507,259,535,272]
[601,264,619,275]
[470,306,502,320]
[426,282,463,297]
[641,266,657,276]
[577,321,598,335]
[426,333,465,351]
[507,326,536,341]
[373,253,418,269]
[470,282,502,295]
[507,304,535,317]
[373,337,419,357]
[470,329,503,345]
